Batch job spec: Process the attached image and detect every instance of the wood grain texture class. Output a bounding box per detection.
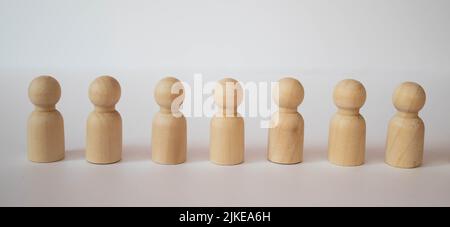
[210,78,245,165]
[385,82,426,168]
[268,77,304,164]
[328,79,366,166]
[151,77,187,165]
[27,76,65,162]
[86,76,122,164]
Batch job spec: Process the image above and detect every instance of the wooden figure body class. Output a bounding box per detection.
[328,79,366,166]
[151,77,187,164]
[385,82,426,168]
[210,78,244,165]
[268,77,304,164]
[27,76,65,162]
[86,76,122,164]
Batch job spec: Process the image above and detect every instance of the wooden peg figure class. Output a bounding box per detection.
[210,78,244,165]
[385,82,426,168]
[151,77,187,164]
[27,76,65,162]
[86,76,122,164]
[268,77,304,164]
[328,79,366,166]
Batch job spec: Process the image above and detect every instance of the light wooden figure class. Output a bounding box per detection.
[385,82,426,168]
[328,79,366,166]
[86,76,122,164]
[268,77,304,164]
[27,76,65,162]
[210,78,245,165]
[151,77,187,164]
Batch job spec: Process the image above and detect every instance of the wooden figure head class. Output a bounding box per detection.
[154,77,185,113]
[273,77,304,111]
[393,82,426,114]
[89,76,121,110]
[333,79,366,111]
[28,75,61,110]
[214,78,243,115]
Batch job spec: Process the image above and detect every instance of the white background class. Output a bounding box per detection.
[1,0,449,206]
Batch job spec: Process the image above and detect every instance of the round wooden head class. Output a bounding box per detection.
[273,77,304,110]
[333,79,366,110]
[89,76,121,108]
[154,77,184,111]
[214,78,243,111]
[28,75,61,108]
[393,82,426,113]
